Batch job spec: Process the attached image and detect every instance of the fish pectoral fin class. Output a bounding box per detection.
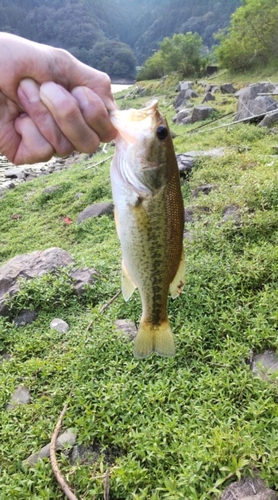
[133,319,175,358]
[169,251,185,299]
[122,260,137,301]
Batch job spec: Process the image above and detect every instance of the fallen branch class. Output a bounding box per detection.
[187,109,278,135]
[100,290,121,314]
[86,155,113,170]
[50,395,78,500]
[187,111,235,134]
[103,468,110,500]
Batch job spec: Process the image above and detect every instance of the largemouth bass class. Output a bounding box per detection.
[110,100,184,358]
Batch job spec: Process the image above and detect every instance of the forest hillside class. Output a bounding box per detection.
[0,0,241,78]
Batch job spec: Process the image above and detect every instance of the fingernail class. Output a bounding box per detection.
[18,78,40,103]
[40,82,68,105]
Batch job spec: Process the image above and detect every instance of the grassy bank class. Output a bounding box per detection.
[0,72,278,499]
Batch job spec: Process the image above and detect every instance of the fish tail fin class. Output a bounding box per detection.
[133,319,175,359]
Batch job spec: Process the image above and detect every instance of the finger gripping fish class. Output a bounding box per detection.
[110,100,184,358]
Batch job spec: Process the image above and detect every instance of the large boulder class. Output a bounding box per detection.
[259,110,278,127]
[235,95,278,121]
[191,105,216,123]
[235,82,276,100]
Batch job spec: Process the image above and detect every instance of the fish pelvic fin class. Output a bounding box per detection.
[133,319,175,358]
[169,250,185,299]
[122,260,137,301]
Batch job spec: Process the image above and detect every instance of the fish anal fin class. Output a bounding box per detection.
[122,260,136,301]
[133,319,175,358]
[169,251,185,299]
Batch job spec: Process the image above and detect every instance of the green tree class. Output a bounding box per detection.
[215,0,278,72]
[91,40,136,79]
[137,32,206,80]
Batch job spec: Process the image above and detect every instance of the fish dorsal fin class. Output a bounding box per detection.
[122,260,137,301]
[169,251,185,299]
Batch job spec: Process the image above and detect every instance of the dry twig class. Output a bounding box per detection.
[50,394,78,500]
[86,155,113,170]
[100,290,121,313]
[103,469,110,500]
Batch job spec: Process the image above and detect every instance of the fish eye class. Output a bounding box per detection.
[156,125,168,141]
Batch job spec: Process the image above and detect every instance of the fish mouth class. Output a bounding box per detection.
[109,100,160,143]
[110,99,159,123]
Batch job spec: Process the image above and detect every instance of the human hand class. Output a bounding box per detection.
[0,33,117,165]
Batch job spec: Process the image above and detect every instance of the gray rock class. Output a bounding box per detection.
[235,82,275,101]
[75,192,84,199]
[191,105,216,123]
[174,89,188,109]
[192,184,217,198]
[70,268,100,295]
[220,83,236,94]
[50,318,69,333]
[235,96,278,121]
[77,202,114,224]
[4,167,26,180]
[252,350,278,381]
[205,84,219,94]
[220,476,278,500]
[14,310,38,326]
[185,89,199,99]
[0,352,11,363]
[42,185,61,195]
[70,443,122,466]
[176,109,191,124]
[176,154,196,176]
[222,205,241,223]
[259,110,278,127]
[181,116,193,125]
[202,92,216,103]
[6,385,31,410]
[175,81,193,92]
[0,248,74,316]
[25,429,77,466]
[115,319,137,340]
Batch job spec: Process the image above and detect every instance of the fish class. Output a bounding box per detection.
[110,99,184,358]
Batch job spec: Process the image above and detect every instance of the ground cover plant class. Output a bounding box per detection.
[0,72,278,499]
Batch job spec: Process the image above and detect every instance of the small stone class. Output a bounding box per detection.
[77,202,114,223]
[42,185,61,195]
[13,310,38,326]
[252,350,278,381]
[202,92,216,103]
[220,83,236,94]
[114,319,137,340]
[50,318,69,333]
[70,268,100,295]
[222,205,241,223]
[75,192,84,199]
[25,428,77,466]
[0,352,12,363]
[6,385,31,410]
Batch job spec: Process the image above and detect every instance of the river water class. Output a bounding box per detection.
[0,83,133,187]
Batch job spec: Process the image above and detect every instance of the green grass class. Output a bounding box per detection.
[1,74,278,499]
